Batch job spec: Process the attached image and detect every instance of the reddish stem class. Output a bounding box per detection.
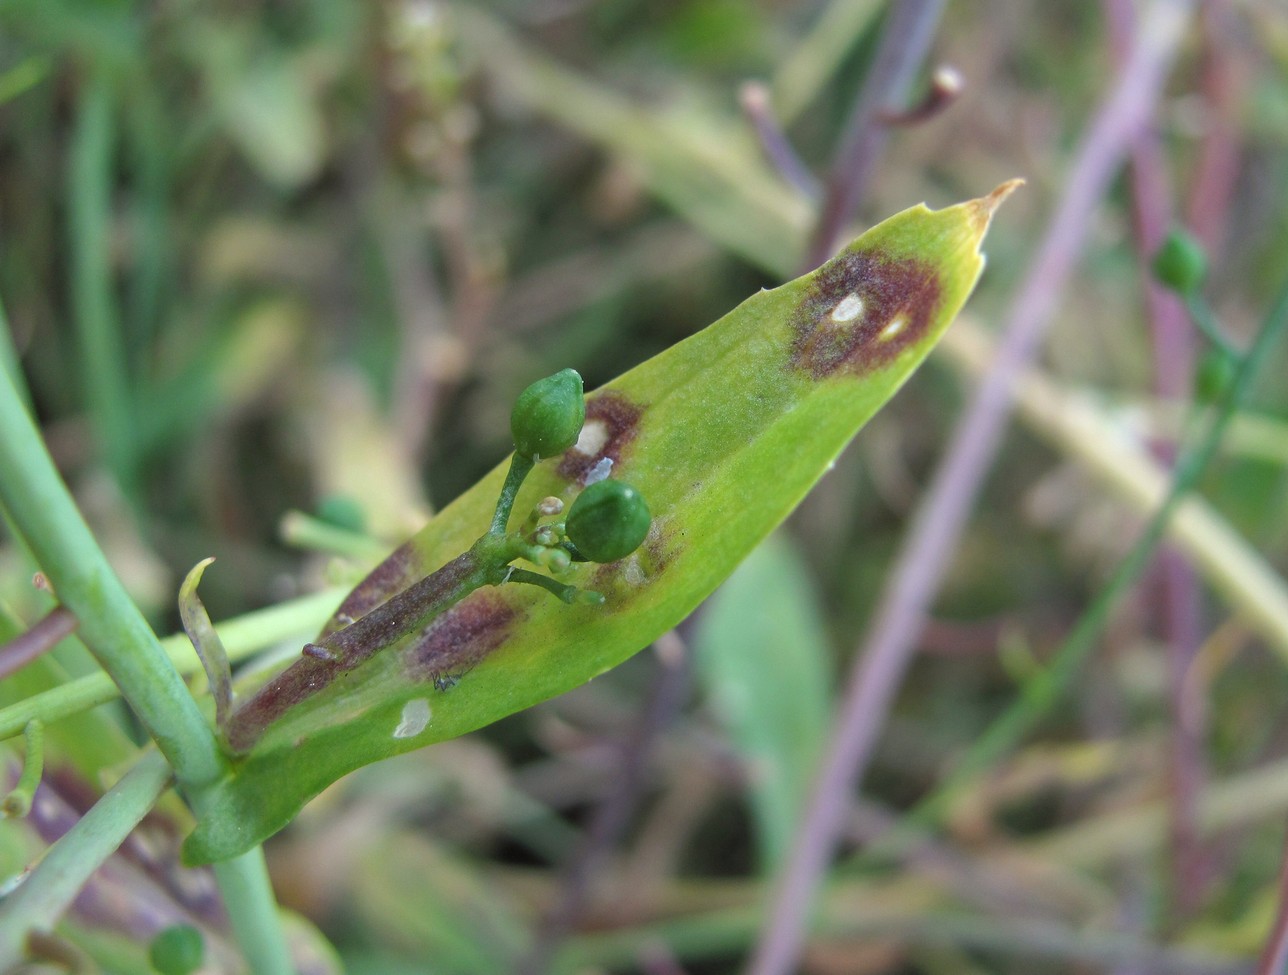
[0,606,77,680]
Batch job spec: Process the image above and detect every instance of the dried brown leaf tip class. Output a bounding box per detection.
[789,252,942,379]
[969,178,1025,233]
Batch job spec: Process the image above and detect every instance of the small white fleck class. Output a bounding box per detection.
[573,419,609,457]
[501,565,515,583]
[879,315,908,340]
[393,698,432,738]
[584,457,613,485]
[830,292,864,323]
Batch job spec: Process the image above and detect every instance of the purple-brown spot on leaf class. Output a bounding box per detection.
[320,538,422,638]
[790,251,941,379]
[404,591,519,685]
[226,552,482,752]
[557,392,644,485]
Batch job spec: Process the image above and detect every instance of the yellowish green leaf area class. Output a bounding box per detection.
[183,183,1019,864]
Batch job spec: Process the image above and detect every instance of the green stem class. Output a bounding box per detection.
[2,720,44,817]
[490,453,535,536]
[69,76,136,495]
[1185,292,1240,360]
[887,268,1288,844]
[279,510,391,562]
[0,359,223,788]
[505,567,583,604]
[0,319,297,970]
[210,849,297,975]
[0,749,172,968]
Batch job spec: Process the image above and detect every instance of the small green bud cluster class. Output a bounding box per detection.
[487,368,653,608]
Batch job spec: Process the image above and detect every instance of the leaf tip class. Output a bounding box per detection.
[968,178,1024,232]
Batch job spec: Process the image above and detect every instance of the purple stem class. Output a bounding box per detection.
[1257,829,1288,975]
[0,606,77,680]
[516,631,688,975]
[804,0,948,271]
[745,4,1196,974]
[1103,0,1210,916]
[739,82,820,200]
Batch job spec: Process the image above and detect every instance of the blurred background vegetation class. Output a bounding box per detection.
[1,0,1288,972]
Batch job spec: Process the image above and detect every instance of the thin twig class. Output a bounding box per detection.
[739,82,819,199]
[745,4,1196,973]
[516,631,689,975]
[1256,825,1288,975]
[0,607,76,682]
[876,65,962,126]
[1185,3,1245,253]
[804,0,948,270]
[1104,0,1211,917]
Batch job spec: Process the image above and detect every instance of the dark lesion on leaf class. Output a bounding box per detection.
[319,538,421,638]
[557,392,644,485]
[404,591,519,685]
[225,552,481,753]
[789,250,942,379]
[589,517,677,597]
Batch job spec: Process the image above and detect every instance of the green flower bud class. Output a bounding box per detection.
[511,368,586,460]
[1152,230,1207,295]
[1194,348,1237,406]
[565,479,651,563]
[149,924,204,975]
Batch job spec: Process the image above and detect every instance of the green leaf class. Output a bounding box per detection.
[183,183,1020,864]
[692,532,832,870]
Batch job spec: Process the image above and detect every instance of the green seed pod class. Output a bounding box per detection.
[511,368,585,460]
[565,479,651,563]
[1152,230,1207,295]
[149,924,204,975]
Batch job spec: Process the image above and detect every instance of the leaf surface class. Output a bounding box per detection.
[185,184,1018,864]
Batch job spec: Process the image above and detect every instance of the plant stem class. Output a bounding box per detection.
[69,75,136,495]
[0,355,223,787]
[0,749,172,968]
[211,849,298,975]
[491,453,536,535]
[0,607,77,681]
[803,0,946,270]
[0,342,295,970]
[2,720,44,817]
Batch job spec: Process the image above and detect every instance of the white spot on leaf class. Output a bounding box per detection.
[573,419,609,457]
[623,557,646,586]
[393,698,431,738]
[830,292,864,323]
[879,315,908,340]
